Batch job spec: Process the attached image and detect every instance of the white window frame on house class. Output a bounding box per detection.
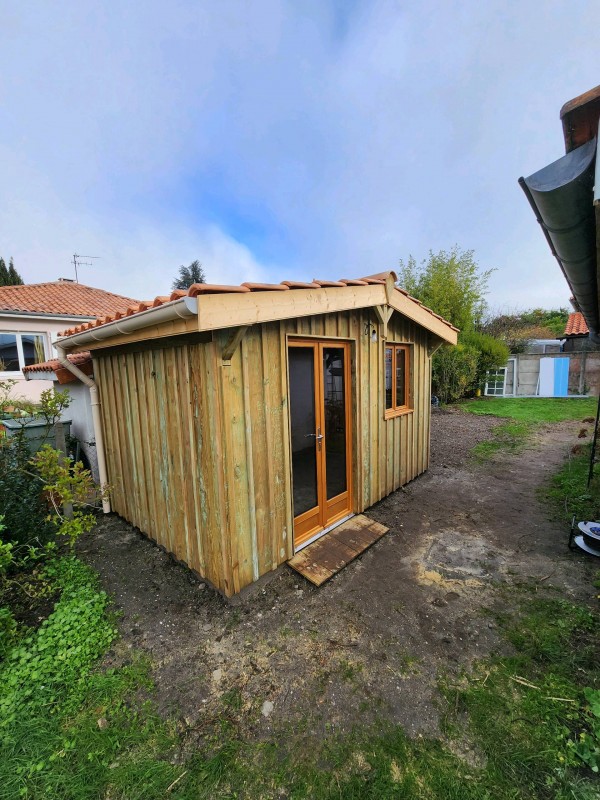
[0,331,49,375]
[484,367,508,396]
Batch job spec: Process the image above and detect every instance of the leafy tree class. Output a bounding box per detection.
[481,307,570,353]
[399,247,504,400]
[460,330,510,387]
[172,260,206,290]
[0,257,24,286]
[7,258,23,285]
[397,246,493,332]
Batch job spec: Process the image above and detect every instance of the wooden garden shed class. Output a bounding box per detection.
[57,271,457,597]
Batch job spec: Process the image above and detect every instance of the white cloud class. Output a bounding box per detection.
[0,0,598,310]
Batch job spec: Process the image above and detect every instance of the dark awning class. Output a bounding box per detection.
[519,137,597,331]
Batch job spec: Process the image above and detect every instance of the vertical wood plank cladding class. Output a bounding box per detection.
[278,322,294,561]
[360,310,371,508]
[217,332,254,594]
[94,304,434,596]
[109,353,131,515]
[178,346,202,574]
[258,323,291,571]
[125,352,150,532]
[135,352,161,554]
[240,334,260,583]
[197,342,230,592]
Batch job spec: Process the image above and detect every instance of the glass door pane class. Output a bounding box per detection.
[289,346,319,517]
[323,347,347,500]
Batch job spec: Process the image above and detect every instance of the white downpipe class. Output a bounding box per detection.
[55,343,111,514]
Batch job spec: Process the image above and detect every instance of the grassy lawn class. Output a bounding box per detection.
[461,397,598,424]
[459,397,598,460]
[2,559,599,798]
[544,442,600,525]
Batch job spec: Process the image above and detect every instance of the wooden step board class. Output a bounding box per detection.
[288,514,388,586]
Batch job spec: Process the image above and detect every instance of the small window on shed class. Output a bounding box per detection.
[384,344,411,418]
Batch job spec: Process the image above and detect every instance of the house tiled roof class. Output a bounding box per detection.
[565,311,589,336]
[22,351,93,385]
[60,273,459,336]
[0,281,139,318]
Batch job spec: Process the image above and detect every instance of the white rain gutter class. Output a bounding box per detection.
[56,296,198,348]
[54,296,199,514]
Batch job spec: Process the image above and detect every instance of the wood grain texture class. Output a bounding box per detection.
[94,305,433,596]
[287,514,388,586]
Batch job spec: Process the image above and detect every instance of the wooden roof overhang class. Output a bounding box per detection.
[57,271,458,355]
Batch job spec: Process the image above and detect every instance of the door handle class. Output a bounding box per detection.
[304,432,324,441]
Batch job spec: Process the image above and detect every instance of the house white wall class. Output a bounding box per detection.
[59,380,99,481]
[0,314,93,401]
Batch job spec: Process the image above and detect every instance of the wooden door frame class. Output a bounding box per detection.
[287,337,354,551]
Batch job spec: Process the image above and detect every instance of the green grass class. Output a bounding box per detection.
[544,442,600,525]
[461,397,598,460]
[442,596,600,799]
[2,556,600,799]
[461,397,598,424]
[471,420,533,461]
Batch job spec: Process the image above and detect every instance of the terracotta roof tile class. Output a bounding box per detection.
[281,281,321,289]
[22,351,93,385]
[0,281,138,317]
[58,273,459,337]
[241,282,290,291]
[188,283,250,296]
[313,279,347,288]
[565,311,589,336]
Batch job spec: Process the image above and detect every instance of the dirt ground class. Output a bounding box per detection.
[78,408,598,750]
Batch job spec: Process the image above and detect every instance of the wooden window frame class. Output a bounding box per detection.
[384,343,412,419]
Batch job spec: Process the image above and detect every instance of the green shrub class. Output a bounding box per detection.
[461,330,510,387]
[0,435,54,549]
[0,557,116,732]
[432,344,478,403]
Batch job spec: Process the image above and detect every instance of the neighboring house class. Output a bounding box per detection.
[484,315,600,397]
[22,352,98,480]
[55,271,458,597]
[0,280,138,401]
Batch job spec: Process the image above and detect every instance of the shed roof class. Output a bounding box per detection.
[564,311,589,337]
[0,281,139,318]
[58,271,458,346]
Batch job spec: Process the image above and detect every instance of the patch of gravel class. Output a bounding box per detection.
[429,407,504,468]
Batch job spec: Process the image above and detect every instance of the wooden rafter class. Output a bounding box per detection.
[222,325,249,364]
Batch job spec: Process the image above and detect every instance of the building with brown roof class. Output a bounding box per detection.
[0,279,138,401]
[54,269,457,597]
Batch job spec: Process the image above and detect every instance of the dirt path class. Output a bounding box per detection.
[79,409,598,748]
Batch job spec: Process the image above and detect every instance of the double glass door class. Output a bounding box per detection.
[288,340,352,549]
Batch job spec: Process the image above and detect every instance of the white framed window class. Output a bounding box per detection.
[0,332,48,373]
[484,367,507,396]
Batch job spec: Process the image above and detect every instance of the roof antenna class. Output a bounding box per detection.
[72,253,101,283]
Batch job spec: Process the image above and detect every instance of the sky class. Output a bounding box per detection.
[1,1,599,313]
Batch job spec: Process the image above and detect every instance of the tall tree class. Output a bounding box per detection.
[172,260,206,290]
[0,258,8,286]
[397,246,493,332]
[5,258,24,285]
[398,247,506,402]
